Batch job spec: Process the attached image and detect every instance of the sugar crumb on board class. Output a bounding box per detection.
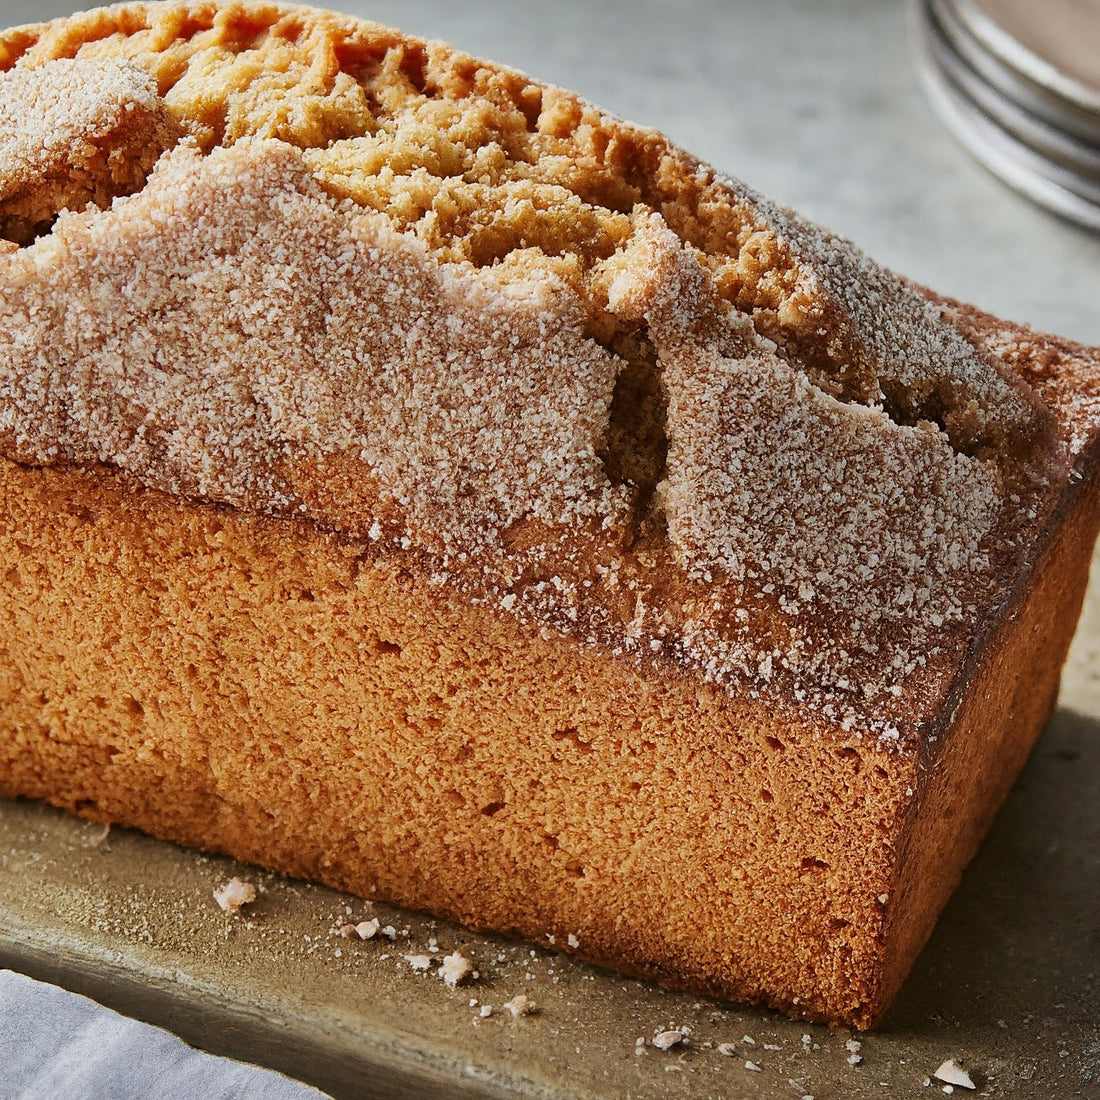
[933,1058,977,1089]
[440,950,474,988]
[212,877,257,914]
[652,1029,685,1051]
[502,993,537,1018]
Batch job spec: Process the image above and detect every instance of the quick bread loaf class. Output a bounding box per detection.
[1,1,1099,1029]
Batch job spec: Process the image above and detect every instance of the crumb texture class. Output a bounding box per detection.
[0,2,1085,734]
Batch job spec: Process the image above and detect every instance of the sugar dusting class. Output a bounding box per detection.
[0,136,627,550]
[602,216,1029,713]
[0,55,179,244]
[0,9,1085,747]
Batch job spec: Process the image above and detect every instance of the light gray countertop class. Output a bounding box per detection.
[0,2,1098,1098]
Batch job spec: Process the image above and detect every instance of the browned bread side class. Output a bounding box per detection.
[1,1,1099,1027]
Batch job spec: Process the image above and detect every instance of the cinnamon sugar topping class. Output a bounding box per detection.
[0,3,1077,744]
[0,56,180,245]
[0,135,627,548]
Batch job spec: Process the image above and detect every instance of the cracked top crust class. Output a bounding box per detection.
[0,1,1097,747]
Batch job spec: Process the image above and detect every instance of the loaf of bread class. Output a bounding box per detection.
[1,1,1099,1030]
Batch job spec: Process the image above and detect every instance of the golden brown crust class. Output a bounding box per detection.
[0,456,918,1026]
[0,1,1099,1029]
[883,463,1100,1013]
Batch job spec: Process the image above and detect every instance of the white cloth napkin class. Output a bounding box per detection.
[0,969,330,1099]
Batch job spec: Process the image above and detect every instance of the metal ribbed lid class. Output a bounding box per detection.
[914,0,1100,229]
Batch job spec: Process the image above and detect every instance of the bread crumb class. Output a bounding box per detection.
[745,1060,762,1072]
[503,994,536,1018]
[355,918,381,940]
[567,933,580,949]
[479,1004,492,1018]
[403,954,431,971]
[717,1042,738,1056]
[212,877,256,914]
[933,1059,975,1089]
[653,1030,684,1051]
[439,951,473,988]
